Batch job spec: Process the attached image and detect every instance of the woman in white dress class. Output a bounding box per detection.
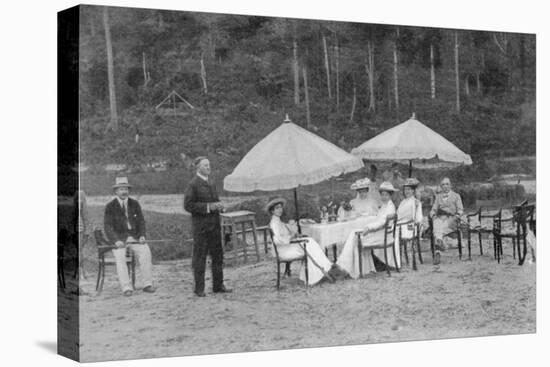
[396,178,423,240]
[349,178,380,217]
[336,181,398,278]
[268,198,333,285]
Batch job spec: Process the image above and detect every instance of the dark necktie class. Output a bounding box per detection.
[122,201,132,230]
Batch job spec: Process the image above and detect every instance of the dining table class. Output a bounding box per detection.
[301,215,376,261]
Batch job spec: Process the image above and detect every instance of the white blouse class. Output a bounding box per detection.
[269,216,295,246]
[397,196,423,224]
[364,200,396,232]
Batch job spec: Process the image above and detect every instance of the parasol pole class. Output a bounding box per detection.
[294,187,301,234]
[408,159,413,178]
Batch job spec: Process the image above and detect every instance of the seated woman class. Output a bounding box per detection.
[349,178,380,217]
[336,181,398,278]
[396,177,423,240]
[268,197,333,285]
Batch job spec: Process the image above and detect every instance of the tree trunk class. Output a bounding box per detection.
[200,54,208,94]
[322,34,332,99]
[365,41,375,112]
[103,7,118,133]
[393,28,400,119]
[430,43,436,99]
[293,39,300,105]
[303,65,312,129]
[142,52,150,88]
[335,43,340,109]
[349,81,357,124]
[454,31,460,113]
[90,16,96,37]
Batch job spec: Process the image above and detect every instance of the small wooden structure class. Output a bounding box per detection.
[220,210,261,263]
[155,90,195,117]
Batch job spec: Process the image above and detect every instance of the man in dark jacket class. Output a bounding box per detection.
[104,177,155,296]
[184,157,232,297]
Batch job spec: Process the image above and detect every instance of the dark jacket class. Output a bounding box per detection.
[183,176,222,235]
[104,197,146,243]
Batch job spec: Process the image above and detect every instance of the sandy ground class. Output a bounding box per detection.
[60,236,535,363]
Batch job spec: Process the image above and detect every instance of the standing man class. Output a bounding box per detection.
[104,177,155,296]
[429,177,464,265]
[184,157,232,297]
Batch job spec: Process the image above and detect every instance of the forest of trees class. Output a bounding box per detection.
[78,5,536,174]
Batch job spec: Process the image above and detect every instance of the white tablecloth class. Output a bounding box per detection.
[301,216,376,250]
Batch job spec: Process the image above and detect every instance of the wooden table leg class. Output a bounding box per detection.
[251,220,261,262]
[241,222,248,263]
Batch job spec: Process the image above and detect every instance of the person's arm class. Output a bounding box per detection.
[183,181,209,215]
[104,204,123,245]
[134,201,146,239]
[415,199,423,223]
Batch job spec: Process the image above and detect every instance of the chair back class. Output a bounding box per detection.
[267,227,280,259]
[384,214,398,245]
[397,219,415,240]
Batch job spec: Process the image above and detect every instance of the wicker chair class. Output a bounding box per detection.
[465,207,495,258]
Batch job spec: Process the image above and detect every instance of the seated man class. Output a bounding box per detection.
[104,177,155,296]
[429,177,464,265]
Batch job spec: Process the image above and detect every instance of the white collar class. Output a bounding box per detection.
[116,197,128,206]
[197,173,209,182]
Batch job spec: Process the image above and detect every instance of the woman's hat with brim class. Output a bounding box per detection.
[265,197,286,213]
[113,176,132,189]
[402,177,420,188]
[378,181,397,193]
[350,177,371,191]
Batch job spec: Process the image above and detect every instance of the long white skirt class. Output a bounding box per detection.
[337,230,401,279]
[275,237,333,285]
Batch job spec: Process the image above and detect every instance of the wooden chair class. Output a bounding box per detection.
[268,228,309,290]
[493,204,535,265]
[357,214,398,277]
[428,215,463,260]
[397,220,422,271]
[465,208,494,258]
[93,229,136,295]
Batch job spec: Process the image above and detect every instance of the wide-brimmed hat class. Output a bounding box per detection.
[402,177,420,188]
[112,176,132,189]
[378,181,397,193]
[265,197,286,213]
[350,178,371,191]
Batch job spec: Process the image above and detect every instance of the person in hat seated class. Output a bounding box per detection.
[349,178,380,217]
[396,178,424,240]
[104,177,155,296]
[429,177,464,265]
[336,181,398,278]
[267,197,333,286]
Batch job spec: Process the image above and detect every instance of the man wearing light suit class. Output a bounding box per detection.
[104,177,155,296]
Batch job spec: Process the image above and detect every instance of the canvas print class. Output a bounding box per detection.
[57,4,536,362]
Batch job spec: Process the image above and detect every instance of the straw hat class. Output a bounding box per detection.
[402,177,420,188]
[265,197,286,213]
[378,181,397,193]
[112,176,132,189]
[350,177,371,191]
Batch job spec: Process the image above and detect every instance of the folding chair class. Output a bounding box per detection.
[357,214,398,277]
[93,229,136,295]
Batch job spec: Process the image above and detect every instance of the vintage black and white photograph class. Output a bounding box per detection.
[57,3,536,362]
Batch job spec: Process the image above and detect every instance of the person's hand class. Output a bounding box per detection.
[115,240,125,248]
[139,236,146,244]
